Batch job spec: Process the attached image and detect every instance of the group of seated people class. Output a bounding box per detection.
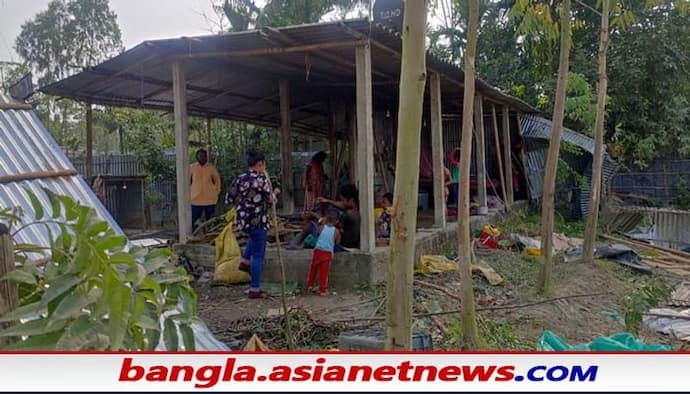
[286,185,395,252]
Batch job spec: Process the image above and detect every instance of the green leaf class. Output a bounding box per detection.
[44,188,62,219]
[145,329,161,350]
[2,269,37,285]
[96,236,127,252]
[179,287,197,317]
[0,301,46,323]
[2,331,62,351]
[151,273,186,285]
[110,252,136,265]
[41,274,82,306]
[179,323,195,351]
[87,221,109,237]
[24,188,44,220]
[52,293,94,321]
[58,196,78,221]
[55,316,103,350]
[163,318,178,350]
[0,318,67,337]
[104,270,129,350]
[126,265,147,287]
[135,314,160,330]
[13,243,49,254]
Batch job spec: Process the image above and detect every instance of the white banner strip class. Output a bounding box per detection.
[0,352,688,392]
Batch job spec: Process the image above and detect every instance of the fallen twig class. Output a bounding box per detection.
[415,280,462,302]
[331,291,613,322]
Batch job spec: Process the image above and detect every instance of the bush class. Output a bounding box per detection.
[0,190,199,350]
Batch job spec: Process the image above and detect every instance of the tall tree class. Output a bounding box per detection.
[385,0,427,351]
[15,0,122,86]
[223,0,361,31]
[458,0,480,348]
[582,0,610,262]
[538,0,572,293]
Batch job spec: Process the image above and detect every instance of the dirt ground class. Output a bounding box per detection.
[193,231,687,351]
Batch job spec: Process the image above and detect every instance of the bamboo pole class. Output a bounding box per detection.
[0,169,79,184]
[265,172,294,350]
[491,104,507,204]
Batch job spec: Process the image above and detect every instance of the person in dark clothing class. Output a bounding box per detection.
[317,184,360,249]
[225,151,280,299]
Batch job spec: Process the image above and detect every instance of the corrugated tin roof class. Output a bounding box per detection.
[521,114,618,216]
[0,92,228,351]
[40,18,537,134]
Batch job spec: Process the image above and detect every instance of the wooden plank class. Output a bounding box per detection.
[430,72,447,228]
[173,40,364,60]
[491,104,507,204]
[0,169,78,184]
[355,43,375,253]
[0,225,17,348]
[279,79,294,214]
[0,102,33,110]
[474,94,488,214]
[502,106,514,206]
[348,104,357,183]
[172,61,192,244]
[86,104,94,179]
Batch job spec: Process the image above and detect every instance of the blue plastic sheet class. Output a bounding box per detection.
[537,330,672,351]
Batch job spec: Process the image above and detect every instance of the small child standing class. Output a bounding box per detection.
[306,213,341,296]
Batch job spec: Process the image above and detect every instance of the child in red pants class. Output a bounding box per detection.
[306,213,341,296]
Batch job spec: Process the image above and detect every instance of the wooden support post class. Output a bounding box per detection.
[329,99,338,199]
[474,95,488,215]
[502,106,514,206]
[491,104,507,205]
[355,43,375,252]
[172,61,192,244]
[430,72,446,228]
[206,117,212,162]
[0,224,17,348]
[85,104,94,179]
[348,104,357,183]
[279,79,294,214]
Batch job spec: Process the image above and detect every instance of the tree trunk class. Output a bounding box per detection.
[458,0,480,348]
[538,0,572,294]
[582,0,610,263]
[385,0,427,350]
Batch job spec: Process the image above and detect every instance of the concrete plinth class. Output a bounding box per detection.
[173,202,526,290]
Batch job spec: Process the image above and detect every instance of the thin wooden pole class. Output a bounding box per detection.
[206,118,212,162]
[430,72,447,228]
[0,224,17,348]
[491,104,507,205]
[172,61,192,244]
[474,94,488,215]
[265,173,294,350]
[279,79,294,214]
[329,99,338,199]
[355,43,376,253]
[85,104,94,179]
[502,106,514,207]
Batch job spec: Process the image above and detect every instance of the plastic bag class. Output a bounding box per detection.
[213,209,250,284]
[537,330,672,351]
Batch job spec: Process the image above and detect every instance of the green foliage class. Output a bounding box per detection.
[672,176,690,210]
[0,190,199,350]
[564,72,598,135]
[15,0,122,86]
[222,0,362,31]
[621,281,671,334]
[500,208,585,238]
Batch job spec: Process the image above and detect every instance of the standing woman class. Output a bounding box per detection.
[303,151,328,212]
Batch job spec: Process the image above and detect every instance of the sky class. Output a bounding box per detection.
[0,0,229,62]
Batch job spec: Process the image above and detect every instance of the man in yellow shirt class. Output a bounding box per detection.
[190,149,221,231]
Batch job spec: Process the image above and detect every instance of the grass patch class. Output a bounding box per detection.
[500,208,586,238]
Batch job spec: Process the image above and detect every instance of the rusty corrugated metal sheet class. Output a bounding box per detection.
[0,92,228,351]
[521,114,618,216]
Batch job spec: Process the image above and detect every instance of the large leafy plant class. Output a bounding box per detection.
[0,190,198,350]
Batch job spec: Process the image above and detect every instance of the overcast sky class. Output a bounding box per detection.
[0,0,229,62]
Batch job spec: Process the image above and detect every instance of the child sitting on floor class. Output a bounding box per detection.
[376,193,394,240]
[306,211,341,296]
